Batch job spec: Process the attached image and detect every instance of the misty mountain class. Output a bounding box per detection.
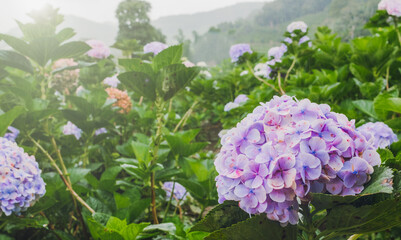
[151,2,266,42]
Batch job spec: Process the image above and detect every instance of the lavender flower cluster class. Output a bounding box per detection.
[0,137,46,216]
[4,126,19,142]
[62,121,82,140]
[144,41,168,55]
[163,182,188,202]
[224,94,249,112]
[257,21,310,79]
[229,44,253,63]
[215,95,381,225]
[357,122,398,149]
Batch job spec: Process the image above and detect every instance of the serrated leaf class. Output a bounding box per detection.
[118,71,156,101]
[362,166,393,194]
[51,41,90,60]
[191,201,248,233]
[205,214,297,240]
[0,106,25,136]
[153,45,183,71]
[0,50,33,73]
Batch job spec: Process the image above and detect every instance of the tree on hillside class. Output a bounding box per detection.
[115,0,165,45]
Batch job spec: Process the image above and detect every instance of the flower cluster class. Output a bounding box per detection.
[378,0,401,17]
[287,21,308,33]
[163,182,188,202]
[62,121,83,140]
[229,44,253,62]
[95,128,107,136]
[143,41,168,55]
[4,126,19,142]
[215,95,380,225]
[224,94,249,112]
[357,122,398,149]
[86,40,111,59]
[257,21,310,79]
[103,74,120,88]
[105,87,133,114]
[0,137,46,216]
[51,58,80,92]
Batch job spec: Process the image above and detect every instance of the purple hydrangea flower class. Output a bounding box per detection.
[224,94,249,112]
[4,127,19,142]
[62,121,82,140]
[284,37,293,44]
[299,36,312,47]
[95,128,107,136]
[163,182,188,201]
[103,75,120,88]
[268,45,287,61]
[379,0,401,16]
[86,40,111,59]
[215,95,380,225]
[357,122,398,149]
[287,21,308,33]
[0,137,46,216]
[143,42,168,55]
[229,44,253,62]
[254,63,272,79]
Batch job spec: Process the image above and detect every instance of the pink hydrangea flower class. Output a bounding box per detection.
[86,40,111,59]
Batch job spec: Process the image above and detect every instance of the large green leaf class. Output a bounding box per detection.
[190,201,248,233]
[374,96,401,114]
[317,199,401,238]
[165,133,208,157]
[28,37,60,66]
[118,71,156,101]
[0,50,33,73]
[158,64,200,100]
[0,34,33,58]
[0,106,25,136]
[51,41,90,60]
[153,45,183,71]
[205,214,297,240]
[362,166,393,194]
[118,58,154,76]
[352,100,377,119]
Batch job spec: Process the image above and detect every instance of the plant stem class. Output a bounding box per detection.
[150,97,165,224]
[174,100,198,133]
[163,182,176,220]
[386,65,390,90]
[284,56,297,83]
[300,202,315,240]
[277,74,286,95]
[393,17,401,46]
[246,61,281,94]
[348,234,363,240]
[29,136,95,214]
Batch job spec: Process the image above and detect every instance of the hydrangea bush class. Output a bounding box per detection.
[0,138,46,216]
[215,95,380,225]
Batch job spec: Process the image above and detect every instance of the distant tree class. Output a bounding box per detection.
[115,0,165,45]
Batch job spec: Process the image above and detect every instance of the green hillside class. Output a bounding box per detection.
[151,2,266,42]
[189,0,380,64]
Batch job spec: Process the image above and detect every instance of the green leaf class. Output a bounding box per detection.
[144,223,176,234]
[0,106,25,136]
[385,118,401,130]
[118,58,154,76]
[165,133,208,157]
[118,71,156,101]
[51,41,90,60]
[205,215,297,240]
[176,178,205,201]
[106,217,127,232]
[191,201,248,233]
[153,45,183,71]
[68,168,91,185]
[362,166,393,194]
[131,141,151,165]
[318,199,401,237]
[352,100,378,119]
[374,96,401,114]
[0,50,33,73]
[121,222,149,240]
[28,37,60,66]
[0,34,33,58]
[128,198,151,221]
[55,28,76,42]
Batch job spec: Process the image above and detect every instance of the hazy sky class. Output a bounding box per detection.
[0,0,267,32]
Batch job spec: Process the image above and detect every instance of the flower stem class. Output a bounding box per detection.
[300,202,315,240]
[277,74,286,95]
[348,234,363,240]
[284,56,297,83]
[386,65,390,90]
[29,136,95,214]
[150,97,165,224]
[174,100,198,133]
[247,61,281,94]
